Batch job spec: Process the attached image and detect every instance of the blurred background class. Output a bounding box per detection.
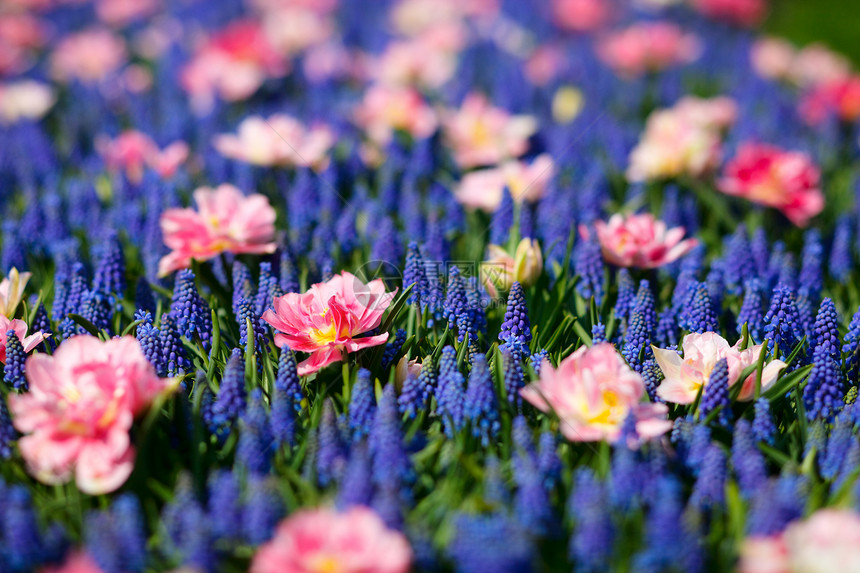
[768,0,860,63]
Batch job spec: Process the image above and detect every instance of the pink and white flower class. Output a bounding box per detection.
[596,22,700,78]
[800,76,860,126]
[652,332,786,404]
[750,37,795,81]
[0,80,55,124]
[455,154,554,212]
[551,0,611,33]
[482,238,543,299]
[719,143,825,227]
[214,114,334,170]
[97,130,189,183]
[95,0,160,27]
[353,84,438,145]
[262,272,395,376]
[251,506,412,573]
[583,213,697,269]
[9,336,177,494]
[50,28,127,84]
[261,5,334,57]
[442,93,537,168]
[520,343,672,443]
[0,315,47,363]
[372,35,459,90]
[158,184,278,276]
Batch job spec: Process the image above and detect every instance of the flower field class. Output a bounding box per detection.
[1,0,860,571]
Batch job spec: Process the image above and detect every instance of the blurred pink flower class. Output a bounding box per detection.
[373,37,458,89]
[0,12,47,75]
[552,0,611,33]
[262,272,394,376]
[158,184,277,276]
[719,143,824,227]
[0,80,55,124]
[181,20,288,113]
[442,93,537,168]
[251,506,412,573]
[791,43,852,88]
[97,130,188,183]
[740,509,860,573]
[95,0,160,27]
[0,315,47,363]
[261,6,334,56]
[50,28,127,84]
[800,76,860,126]
[353,84,437,145]
[596,22,700,78]
[520,342,672,443]
[652,332,786,404]
[524,45,564,86]
[9,336,176,494]
[750,37,794,81]
[583,213,697,269]
[40,551,106,573]
[303,41,365,84]
[455,154,554,211]
[692,0,767,27]
[214,114,334,170]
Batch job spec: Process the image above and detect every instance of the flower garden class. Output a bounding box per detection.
[1,0,860,571]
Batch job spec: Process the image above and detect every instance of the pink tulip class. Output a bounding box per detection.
[372,37,458,90]
[0,13,47,76]
[95,0,160,27]
[251,506,412,573]
[552,0,611,32]
[40,551,106,573]
[262,272,395,376]
[800,76,860,126]
[50,28,127,84]
[9,336,176,494]
[158,184,277,276]
[97,130,189,183]
[584,213,697,269]
[352,84,438,146]
[0,315,48,363]
[652,332,786,405]
[791,44,851,88]
[719,143,825,227]
[692,0,767,27]
[455,154,554,212]
[750,37,795,81]
[0,267,31,317]
[482,238,543,299]
[442,93,537,169]
[596,22,700,78]
[214,114,333,170]
[520,343,672,443]
[261,5,334,57]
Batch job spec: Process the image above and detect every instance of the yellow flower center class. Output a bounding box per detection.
[310,556,342,573]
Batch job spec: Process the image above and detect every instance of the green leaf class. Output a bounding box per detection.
[67,314,100,337]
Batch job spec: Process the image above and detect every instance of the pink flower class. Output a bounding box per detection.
[520,343,672,443]
[95,0,160,27]
[9,335,176,494]
[0,315,47,363]
[97,130,189,183]
[481,238,543,299]
[584,213,697,269]
[750,37,795,81]
[791,44,851,88]
[552,0,611,33]
[652,332,786,404]
[353,84,438,146]
[214,114,334,170]
[0,13,47,75]
[158,184,277,276]
[261,6,334,56]
[262,272,395,376]
[524,45,564,86]
[692,0,767,27]
[626,96,737,182]
[0,80,55,124]
[40,551,106,573]
[740,509,860,573]
[455,154,554,212]
[442,93,537,169]
[181,20,288,113]
[800,76,860,126]
[719,143,825,227]
[596,22,701,78]
[251,506,412,573]
[372,37,458,90]
[50,28,127,84]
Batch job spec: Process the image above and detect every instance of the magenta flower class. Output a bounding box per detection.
[582,213,698,269]
[262,272,395,376]
[158,184,277,276]
[9,336,177,495]
[0,315,47,363]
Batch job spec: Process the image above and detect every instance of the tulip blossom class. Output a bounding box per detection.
[551,0,611,32]
[800,76,860,126]
[455,154,554,212]
[627,96,737,182]
[41,551,106,573]
[372,35,458,90]
[596,22,700,78]
[261,5,334,57]
[442,93,537,169]
[0,267,31,318]
[97,131,189,183]
[95,0,160,27]
[352,84,438,145]
[739,509,860,573]
[652,332,787,404]
[482,238,543,299]
[158,184,277,276]
[214,114,334,170]
[262,272,395,376]
[520,343,672,443]
[0,315,48,363]
[9,336,177,494]
[750,37,795,81]
[583,213,697,269]
[181,20,288,113]
[50,28,127,84]
[251,506,412,573]
[0,80,55,124]
[692,0,767,27]
[791,44,852,88]
[718,143,825,227]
